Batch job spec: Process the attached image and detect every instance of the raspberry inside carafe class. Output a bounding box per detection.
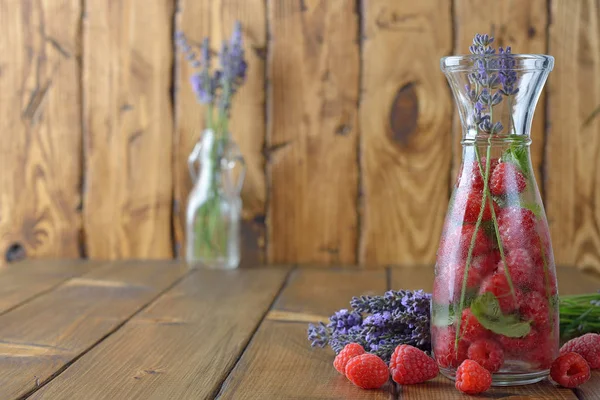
[432,141,559,385]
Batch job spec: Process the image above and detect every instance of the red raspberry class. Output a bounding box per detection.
[550,352,591,388]
[479,272,519,313]
[456,161,483,192]
[467,339,504,373]
[434,326,469,368]
[497,207,537,251]
[334,343,366,375]
[497,248,536,288]
[454,191,499,224]
[344,354,389,389]
[454,264,483,293]
[390,345,439,385]
[455,359,492,395]
[460,309,491,342]
[472,251,500,278]
[490,162,527,196]
[434,266,478,305]
[437,225,490,267]
[498,329,540,355]
[519,291,550,329]
[560,333,600,369]
[527,334,558,370]
[458,158,499,191]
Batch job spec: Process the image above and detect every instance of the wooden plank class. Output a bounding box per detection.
[0,0,82,265]
[82,0,174,259]
[28,268,289,400]
[0,260,188,399]
[390,266,599,400]
[0,260,100,314]
[267,0,360,265]
[452,0,549,187]
[173,0,267,263]
[360,0,453,265]
[217,269,390,399]
[547,0,600,274]
[577,370,600,400]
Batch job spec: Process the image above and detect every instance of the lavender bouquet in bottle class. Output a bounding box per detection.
[177,22,248,268]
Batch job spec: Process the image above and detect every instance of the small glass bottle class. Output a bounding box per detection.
[432,53,557,386]
[186,129,245,269]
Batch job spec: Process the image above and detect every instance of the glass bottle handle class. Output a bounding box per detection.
[187,141,202,182]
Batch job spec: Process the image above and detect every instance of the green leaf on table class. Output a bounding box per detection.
[470,292,531,338]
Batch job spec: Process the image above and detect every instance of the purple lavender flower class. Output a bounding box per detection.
[465,34,521,135]
[469,33,496,55]
[499,46,519,96]
[328,309,362,334]
[176,21,248,114]
[310,290,432,363]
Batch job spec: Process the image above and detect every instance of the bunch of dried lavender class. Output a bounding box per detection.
[307,290,432,363]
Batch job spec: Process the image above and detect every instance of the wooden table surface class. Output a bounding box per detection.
[1,261,599,399]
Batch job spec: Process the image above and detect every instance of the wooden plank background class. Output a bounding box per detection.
[0,0,599,271]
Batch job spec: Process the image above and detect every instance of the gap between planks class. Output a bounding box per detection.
[19,269,195,400]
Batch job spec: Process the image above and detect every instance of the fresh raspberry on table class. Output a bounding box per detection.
[389,345,439,385]
[334,343,366,375]
[345,353,389,389]
[455,359,492,395]
[497,248,536,288]
[519,291,550,329]
[490,162,527,196]
[497,207,538,251]
[479,272,519,313]
[460,308,491,342]
[560,333,600,369]
[433,326,469,368]
[550,352,591,388]
[467,338,504,373]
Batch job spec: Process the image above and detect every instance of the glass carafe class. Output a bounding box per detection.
[186,129,245,269]
[432,54,557,386]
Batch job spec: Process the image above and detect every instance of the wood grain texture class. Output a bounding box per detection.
[360,0,453,265]
[452,0,549,185]
[29,268,288,400]
[0,260,99,314]
[576,371,600,400]
[547,0,600,273]
[0,260,187,399]
[174,0,267,263]
[267,0,360,265]
[0,0,82,265]
[217,269,391,399]
[83,0,174,259]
